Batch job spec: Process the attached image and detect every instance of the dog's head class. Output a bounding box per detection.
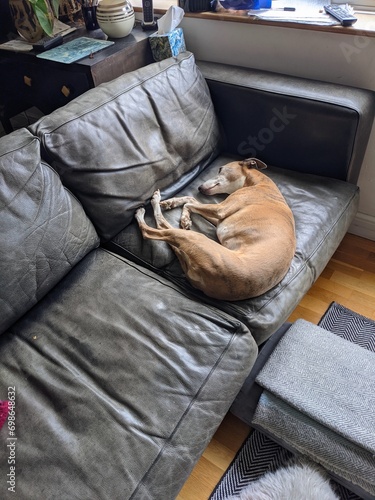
[198,158,267,195]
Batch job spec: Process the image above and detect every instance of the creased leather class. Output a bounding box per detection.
[112,154,359,345]
[0,129,99,335]
[0,249,257,500]
[30,52,221,241]
[197,60,375,184]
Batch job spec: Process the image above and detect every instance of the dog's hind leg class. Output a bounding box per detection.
[135,206,169,240]
[135,206,189,248]
[151,190,174,230]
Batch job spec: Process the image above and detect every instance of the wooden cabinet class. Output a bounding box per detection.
[0,25,155,132]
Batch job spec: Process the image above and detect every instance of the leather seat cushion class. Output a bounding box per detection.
[0,248,257,499]
[111,154,359,345]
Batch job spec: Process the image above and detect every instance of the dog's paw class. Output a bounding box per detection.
[152,189,161,203]
[135,207,145,218]
[180,215,192,230]
[160,199,173,210]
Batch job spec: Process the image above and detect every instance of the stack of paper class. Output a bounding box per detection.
[250,0,340,25]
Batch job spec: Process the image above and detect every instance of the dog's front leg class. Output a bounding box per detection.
[160,196,197,211]
[177,203,219,230]
[160,196,198,230]
[160,196,220,230]
[180,204,193,230]
[183,202,220,228]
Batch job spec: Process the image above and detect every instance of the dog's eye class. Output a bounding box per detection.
[218,167,223,174]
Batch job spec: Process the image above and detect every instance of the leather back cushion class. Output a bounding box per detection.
[31,52,221,241]
[0,129,99,335]
[197,61,375,184]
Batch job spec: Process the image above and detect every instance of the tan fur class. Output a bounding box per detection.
[214,0,249,16]
[135,159,296,301]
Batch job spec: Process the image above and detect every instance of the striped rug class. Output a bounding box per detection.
[210,302,375,500]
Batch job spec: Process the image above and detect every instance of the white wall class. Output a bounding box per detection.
[181,17,375,240]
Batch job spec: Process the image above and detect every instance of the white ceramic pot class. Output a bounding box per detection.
[96,0,135,38]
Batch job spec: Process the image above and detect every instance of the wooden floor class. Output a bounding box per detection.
[178,232,375,500]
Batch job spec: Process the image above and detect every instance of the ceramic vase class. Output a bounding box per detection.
[96,0,135,39]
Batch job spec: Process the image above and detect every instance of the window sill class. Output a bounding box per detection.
[185,10,375,37]
[134,6,375,37]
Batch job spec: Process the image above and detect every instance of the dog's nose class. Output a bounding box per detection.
[198,185,204,193]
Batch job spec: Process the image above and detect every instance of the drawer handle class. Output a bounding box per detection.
[23,76,32,87]
[61,85,71,97]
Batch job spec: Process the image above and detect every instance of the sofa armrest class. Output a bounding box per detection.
[197,60,375,184]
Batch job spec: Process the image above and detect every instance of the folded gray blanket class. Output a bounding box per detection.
[252,319,375,497]
[252,392,375,496]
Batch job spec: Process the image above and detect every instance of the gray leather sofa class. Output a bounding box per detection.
[0,51,374,499]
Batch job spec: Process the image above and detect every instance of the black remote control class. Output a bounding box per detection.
[324,4,357,26]
[32,34,63,52]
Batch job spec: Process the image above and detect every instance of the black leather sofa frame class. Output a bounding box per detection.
[0,52,374,499]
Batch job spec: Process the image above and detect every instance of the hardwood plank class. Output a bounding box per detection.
[308,277,352,300]
[299,294,332,313]
[177,456,223,500]
[177,233,375,499]
[333,243,375,274]
[210,412,250,453]
[288,305,322,324]
[325,258,364,278]
[203,438,240,472]
[331,270,375,300]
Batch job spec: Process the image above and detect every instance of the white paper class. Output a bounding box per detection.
[249,0,339,25]
[157,6,184,35]
[252,9,339,25]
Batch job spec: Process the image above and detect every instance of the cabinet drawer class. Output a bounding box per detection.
[2,60,91,115]
[21,63,91,113]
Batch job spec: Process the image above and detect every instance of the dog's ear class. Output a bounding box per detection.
[240,158,268,170]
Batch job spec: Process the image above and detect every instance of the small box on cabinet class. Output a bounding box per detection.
[149,28,186,62]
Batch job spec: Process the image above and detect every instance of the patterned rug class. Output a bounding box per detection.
[210,302,375,500]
